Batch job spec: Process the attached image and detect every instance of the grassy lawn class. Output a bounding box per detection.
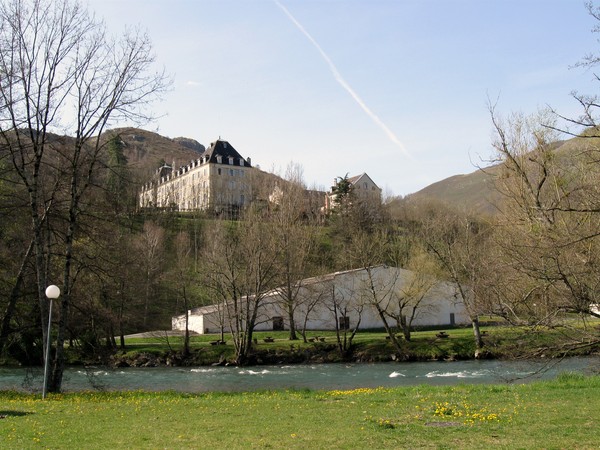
[1,373,598,449]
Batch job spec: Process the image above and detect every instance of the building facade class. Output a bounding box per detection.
[139,139,253,213]
[325,172,382,211]
[172,266,470,335]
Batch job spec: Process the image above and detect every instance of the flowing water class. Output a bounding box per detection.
[1,357,597,393]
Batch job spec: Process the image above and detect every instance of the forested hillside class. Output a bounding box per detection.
[101,128,205,180]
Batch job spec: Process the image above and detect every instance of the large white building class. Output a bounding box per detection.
[172,266,470,335]
[139,139,253,214]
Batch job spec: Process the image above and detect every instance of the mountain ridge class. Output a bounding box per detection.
[404,132,600,216]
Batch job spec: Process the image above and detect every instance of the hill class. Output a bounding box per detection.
[406,165,501,216]
[102,127,206,179]
[404,132,600,217]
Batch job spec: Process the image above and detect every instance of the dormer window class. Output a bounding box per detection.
[216,155,222,164]
[228,157,234,165]
[239,158,244,166]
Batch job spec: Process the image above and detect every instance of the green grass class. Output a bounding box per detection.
[1,375,599,449]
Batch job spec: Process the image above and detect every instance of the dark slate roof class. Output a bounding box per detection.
[203,139,251,167]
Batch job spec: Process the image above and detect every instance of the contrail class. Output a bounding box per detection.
[275,0,411,158]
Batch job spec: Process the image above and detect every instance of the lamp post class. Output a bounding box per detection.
[43,285,60,399]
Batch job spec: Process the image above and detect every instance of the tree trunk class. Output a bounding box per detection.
[183,285,190,357]
[402,327,411,342]
[375,305,402,355]
[471,316,484,350]
[399,315,412,342]
[0,241,34,352]
[118,297,126,350]
[287,301,297,340]
[50,174,78,393]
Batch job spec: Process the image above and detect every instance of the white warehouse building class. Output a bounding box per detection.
[172,266,471,335]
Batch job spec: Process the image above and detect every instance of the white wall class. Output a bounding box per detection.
[172,313,205,334]
[173,266,470,334]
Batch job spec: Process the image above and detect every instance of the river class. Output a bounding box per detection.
[0,357,597,393]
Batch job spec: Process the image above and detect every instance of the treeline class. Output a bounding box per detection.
[1,0,600,395]
[2,135,600,370]
[0,0,169,393]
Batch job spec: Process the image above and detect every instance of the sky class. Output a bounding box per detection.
[87,0,598,197]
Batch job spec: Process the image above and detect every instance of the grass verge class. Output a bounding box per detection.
[1,374,599,449]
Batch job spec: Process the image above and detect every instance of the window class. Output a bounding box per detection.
[272,316,284,331]
[229,169,234,176]
[338,316,350,330]
[218,168,221,175]
[228,157,234,165]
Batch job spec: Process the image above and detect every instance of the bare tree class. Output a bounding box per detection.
[295,280,329,343]
[384,250,438,342]
[417,202,488,351]
[172,231,196,356]
[490,107,600,319]
[487,105,600,355]
[135,221,165,328]
[203,207,279,365]
[269,163,320,340]
[0,0,168,392]
[321,277,364,359]
[344,228,404,355]
[550,2,600,133]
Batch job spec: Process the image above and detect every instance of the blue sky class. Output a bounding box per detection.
[88,0,597,196]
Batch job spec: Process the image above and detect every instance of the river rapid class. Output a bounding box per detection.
[1,357,598,393]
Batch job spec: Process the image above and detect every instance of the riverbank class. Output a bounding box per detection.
[1,373,599,449]
[3,324,597,369]
[106,325,600,368]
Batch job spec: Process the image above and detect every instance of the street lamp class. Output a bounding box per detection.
[43,285,60,399]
